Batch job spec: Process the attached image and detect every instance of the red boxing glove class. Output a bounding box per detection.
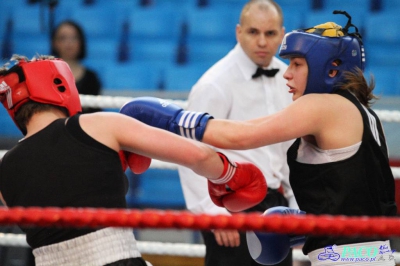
[208,153,267,212]
[125,151,152,174]
[118,150,152,174]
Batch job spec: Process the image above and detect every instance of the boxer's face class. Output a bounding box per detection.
[283,57,308,101]
[236,3,284,68]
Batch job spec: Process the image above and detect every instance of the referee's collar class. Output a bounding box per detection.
[235,43,278,81]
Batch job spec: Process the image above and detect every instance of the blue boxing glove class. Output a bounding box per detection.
[246,206,306,265]
[120,97,213,141]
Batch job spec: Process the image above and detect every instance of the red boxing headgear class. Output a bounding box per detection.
[0,56,82,130]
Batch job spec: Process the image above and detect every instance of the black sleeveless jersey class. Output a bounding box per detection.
[0,114,128,248]
[287,90,397,254]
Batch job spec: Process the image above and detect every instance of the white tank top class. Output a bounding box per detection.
[296,139,362,164]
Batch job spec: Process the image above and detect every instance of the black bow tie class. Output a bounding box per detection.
[252,68,279,78]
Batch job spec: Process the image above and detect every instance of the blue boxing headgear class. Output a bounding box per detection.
[279,11,365,95]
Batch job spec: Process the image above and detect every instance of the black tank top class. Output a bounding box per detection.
[0,114,128,248]
[287,90,397,254]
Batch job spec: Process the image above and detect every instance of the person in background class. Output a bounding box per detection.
[177,0,296,265]
[51,20,101,113]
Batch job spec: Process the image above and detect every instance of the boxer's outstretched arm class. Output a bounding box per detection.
[202,94,327,149]
[80,112,267,212]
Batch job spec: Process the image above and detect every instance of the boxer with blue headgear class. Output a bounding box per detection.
[114,10,396,266]
[279,10,365,95]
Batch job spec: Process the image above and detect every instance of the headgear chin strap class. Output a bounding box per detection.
[279,10,365,95]
[0,56,82,134]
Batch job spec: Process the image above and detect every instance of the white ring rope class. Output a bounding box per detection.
[79,95,188,110]
[1,233,400,263]
[374,110,400,123]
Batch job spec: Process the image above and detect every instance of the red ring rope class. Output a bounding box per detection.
[0,207,399,238]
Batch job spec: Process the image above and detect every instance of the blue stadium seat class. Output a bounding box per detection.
[364,12,400,44]
[321,0,372,13]
[68,5,124,39]
[131,39,178,64]
[187,39,235,64]
[56,0,84,9]
[88,0,137,8]
[364,12,400,68]
[281,9,305,32]
[0,4,11,38]
[126,169,186,209]
[1,0,31,16]
[364,43,400,68]
[163,63,210,91]
[1,0,25,8]
[77,0,136,19]
[206,0,244,6]
[144,0,197,11]
[380,0,400,11]
[85,37,119,63]
[186,7,237,42]
[366,66,400,96]
[128,7,183,41]
[12,34,51,58]
[52,2,78,27]
[364,12,400,93]
[103,62,162,91]
[12,4,50,38]
[0,18,13,60]
[203,0,243,22]
[275,0,313,14]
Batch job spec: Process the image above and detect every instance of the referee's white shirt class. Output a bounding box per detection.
[178,43,298,216]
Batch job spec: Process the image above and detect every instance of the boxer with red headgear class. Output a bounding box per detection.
[0,55,81,134]
[0,55,267,266]
[0,55,149,174]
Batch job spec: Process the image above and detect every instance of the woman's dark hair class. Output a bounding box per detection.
[51,20,87,60]
[338,67,378,108]
[15,101,69,134]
